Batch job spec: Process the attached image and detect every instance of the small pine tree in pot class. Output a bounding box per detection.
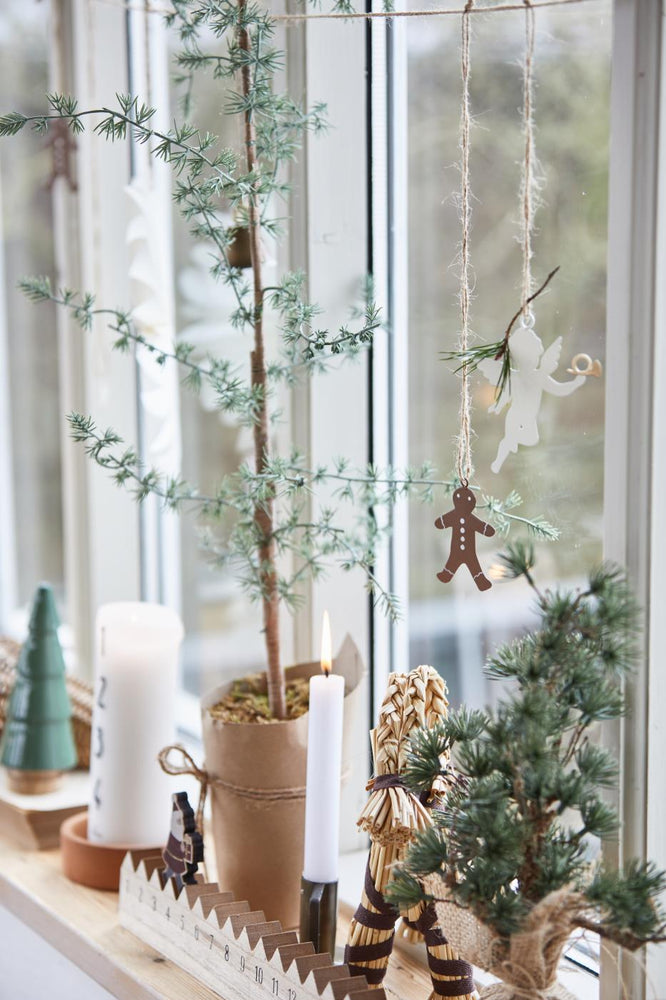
[1,1,556,923]
[387,543,666,1000]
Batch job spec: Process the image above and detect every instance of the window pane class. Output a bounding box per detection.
[405,9,611,708]
[0,2,63,621]
[168,39,265,699]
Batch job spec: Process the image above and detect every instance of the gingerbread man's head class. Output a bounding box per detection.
[451,486,477,512]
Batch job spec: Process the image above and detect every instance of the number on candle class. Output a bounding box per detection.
[90,602,183,845]
[97,675,107,709]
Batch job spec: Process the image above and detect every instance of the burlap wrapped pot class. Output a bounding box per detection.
[433,887,581,1000]
[201,635,364,929]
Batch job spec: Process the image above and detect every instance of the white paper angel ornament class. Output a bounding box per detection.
[479,317,586,474]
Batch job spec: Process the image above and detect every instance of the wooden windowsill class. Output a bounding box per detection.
[0,834,433,1000]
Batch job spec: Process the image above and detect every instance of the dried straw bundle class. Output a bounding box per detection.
[345,666,477,999]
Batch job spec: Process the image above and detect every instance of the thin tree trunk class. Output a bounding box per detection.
[238,6,286,719]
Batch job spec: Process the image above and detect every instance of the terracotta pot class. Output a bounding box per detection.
[60,811,161,890]
[201,635,364,929]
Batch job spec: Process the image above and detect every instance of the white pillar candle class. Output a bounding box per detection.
[303,612,345,884]
[88,602,183,845]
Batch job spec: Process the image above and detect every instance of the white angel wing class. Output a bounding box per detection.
[539,336,563,376]
[478,357,503,385]
[479,357,510,412]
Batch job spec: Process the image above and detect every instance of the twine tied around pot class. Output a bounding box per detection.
[158,743,307,833]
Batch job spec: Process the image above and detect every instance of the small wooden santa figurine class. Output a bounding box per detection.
[162,791,204,888]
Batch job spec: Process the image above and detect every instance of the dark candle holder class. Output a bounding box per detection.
[299,876,338,960]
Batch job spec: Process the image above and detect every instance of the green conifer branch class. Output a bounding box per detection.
[389,548,666,948]
[441,265,561,401]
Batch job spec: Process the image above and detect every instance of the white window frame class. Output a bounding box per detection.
[604,2,666,997]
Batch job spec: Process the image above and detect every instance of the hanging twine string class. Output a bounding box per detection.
[456,2,474,486]
[90,0,597,22]
[520,1,537,318]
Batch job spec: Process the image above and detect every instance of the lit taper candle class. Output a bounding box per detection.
[300,612,344,957]
[303,611,345,882]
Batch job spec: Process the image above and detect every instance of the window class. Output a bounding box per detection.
[1,3,665,996]
[0,2,63,632]
[379,6,612,710]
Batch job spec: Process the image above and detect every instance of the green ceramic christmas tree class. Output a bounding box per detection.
[1,584,77,794]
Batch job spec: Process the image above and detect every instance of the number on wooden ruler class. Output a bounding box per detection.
[195,926,200,941]
[240,956,246,972]
[224,945,230,962]
[209,934,214,950]
[272,977,279,995]
[255,967,263,985]
[288,989,297,1000]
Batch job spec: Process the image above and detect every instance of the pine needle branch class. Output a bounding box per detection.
[441,265,561,400]
[389,555,666,946]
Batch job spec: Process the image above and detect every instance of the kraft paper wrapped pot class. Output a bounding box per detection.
[201,634,364,929]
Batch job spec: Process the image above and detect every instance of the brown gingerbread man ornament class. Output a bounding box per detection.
[435,485,495,592]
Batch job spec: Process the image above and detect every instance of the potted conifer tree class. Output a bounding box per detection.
[0,1,553,924]
[387,544,666,999]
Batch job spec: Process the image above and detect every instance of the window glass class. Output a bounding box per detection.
[0,2,63,623]
[405,8,611,710]
[168,35,266,699]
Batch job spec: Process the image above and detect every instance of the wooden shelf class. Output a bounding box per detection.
[0,834,433,1000]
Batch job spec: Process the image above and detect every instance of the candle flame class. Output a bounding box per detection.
[320,611,332,676]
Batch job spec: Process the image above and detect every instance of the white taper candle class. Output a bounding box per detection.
[88,602,183,845]
[303,611,345,884]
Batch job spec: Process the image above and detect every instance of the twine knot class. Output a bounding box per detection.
[158,743,210,833]
[157,741,309,827]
